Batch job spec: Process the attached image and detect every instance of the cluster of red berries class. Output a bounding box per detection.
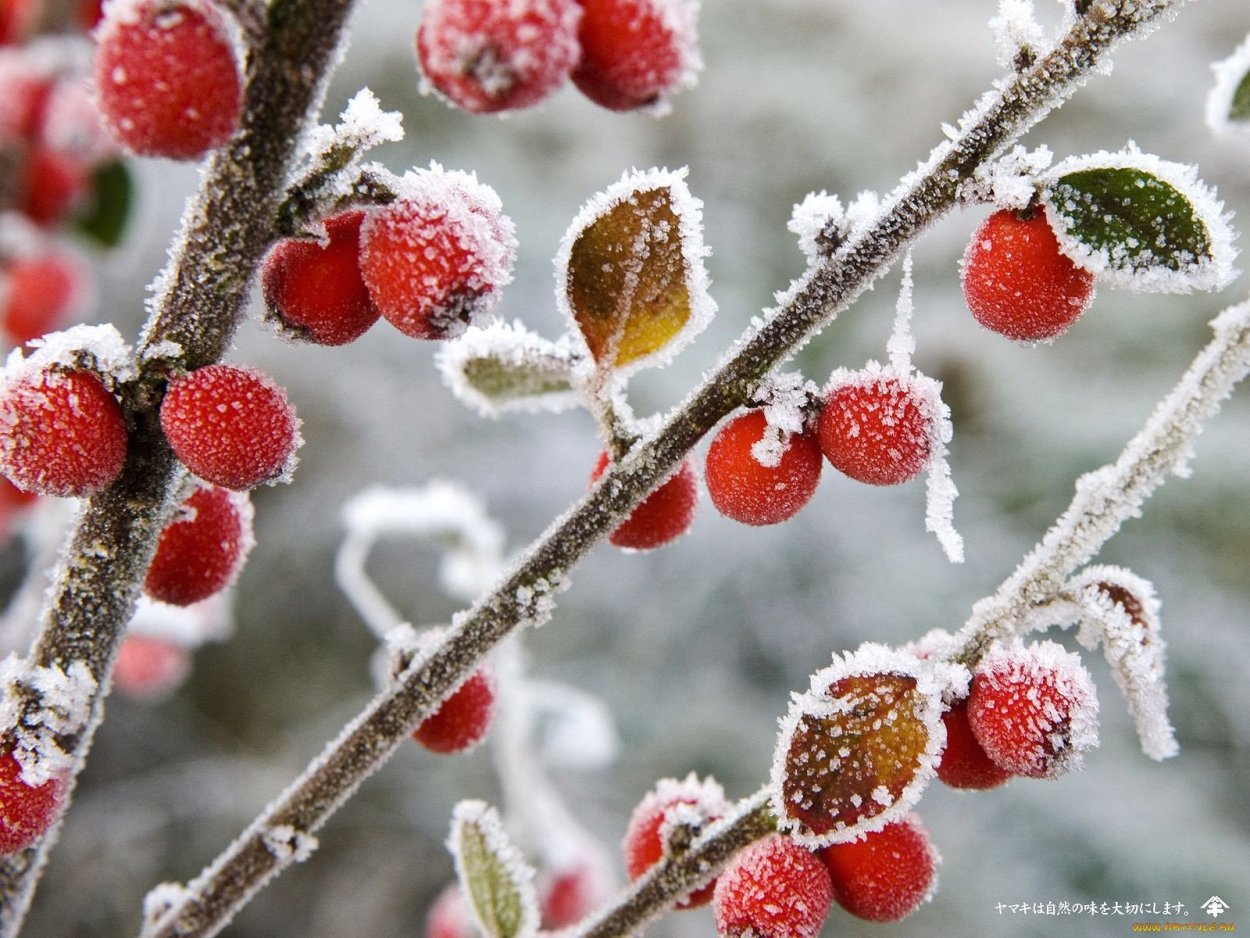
[702,371,939,527]
[620,778,939,933]
[962,207,1096,342]
[936,639,1099,790]
[262,168,517,345]
[0,748,66,855]
[417,0,698,115]
[93,0,244,161]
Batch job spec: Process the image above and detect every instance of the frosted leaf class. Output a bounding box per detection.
[261,824,318,864]
[556,167,715,382]
[1205,34,1250,138]
[1069,566,1177,761]
[436,320,580,419]
[964,144,1053,212]
[4,324,136,385]
[449,800,540,938]
[788,191,845,263]
[770,643,968,847]
[1041,144,1238,293]
[0,654,96,785]
[747,371,819,468]
[989,0,1046,71]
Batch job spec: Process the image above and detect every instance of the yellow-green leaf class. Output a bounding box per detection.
[450,801,537,938]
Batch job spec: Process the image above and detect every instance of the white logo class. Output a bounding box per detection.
[1201,896,1230,918]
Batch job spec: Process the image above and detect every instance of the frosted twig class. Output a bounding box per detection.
[953,295,1250,666]
[132,4,1191,936]
[0,0,360,929]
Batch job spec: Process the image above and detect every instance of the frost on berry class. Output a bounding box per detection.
[416,0,582,114]
[93,0,243,160]
[590,451,697,551]
[771,644,967,847]
[622,773,728,908]
[558,167,714,381]
[704,409,822,526]
[1070,565,1177,761]
[159,364,301,490]
[144,484,254,606]
[436,320,579,419]
[0,365,127,497]
[820,813,939,923]
[712,835,832,938]
[1040,145,1238,294]
[571,0,702,115]
[960,207,1095,342]
[448,800,540,938]
[967,639,1099,780]
[817,364,937,487]
[1206,33,1250,138]
[360,165,517,340]
[261,210,381,346]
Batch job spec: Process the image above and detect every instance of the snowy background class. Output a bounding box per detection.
[5,0,1250,935]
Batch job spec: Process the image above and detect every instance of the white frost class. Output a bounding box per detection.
[988,0,1047,71]
[0,654,97,785]
[262,824,319,864]
[436,320,580,419]
[4,324,135,386]
[747,370,819,468]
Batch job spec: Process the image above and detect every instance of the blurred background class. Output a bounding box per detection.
[3,0,1249,935]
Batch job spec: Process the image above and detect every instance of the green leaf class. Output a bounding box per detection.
[461,356,572,400]
[450,801,537,938]
[1230,68,1250,123]
[74,160,133,248]
[438,322,579,418]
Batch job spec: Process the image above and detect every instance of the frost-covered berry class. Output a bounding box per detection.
[360,169,517,340]
[159,364,300,490]
[591,451,697,551]
[935,697,1012,791]
[572,0,699,112]
[416,0,581,114]
[144,484,252,606]
[622,774,728,908]
[93,0,243,160]
[704,410,822,526]
[412,666,495,754]
[0,749,65,855]
[967,640,1099,780]
[961,208,1095,342]
[818,374,933,486]
[0,368,127,496]
[1,249,87,346]
[261,210,381,346]
[113,633,191,698]
[820,814,939,923]
[712,835,832,938]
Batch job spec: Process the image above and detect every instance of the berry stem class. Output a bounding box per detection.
[951,295,1250,668]
[0,0,359,927]
[130,4,1189,935]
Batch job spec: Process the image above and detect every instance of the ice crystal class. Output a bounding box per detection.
[747,370,819,468]
[989,0,1046,71]
[0,654,97,785]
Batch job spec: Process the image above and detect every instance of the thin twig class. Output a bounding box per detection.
[135,3,1187,935]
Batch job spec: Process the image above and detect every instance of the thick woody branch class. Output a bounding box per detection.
[138,3,1187,936]
[0,0,357,930]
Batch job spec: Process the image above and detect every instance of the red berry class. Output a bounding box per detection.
[93,0,242,160]
[967,640,1099,780]
[144,484,252,606]
[622,775,728,908]
[818,373,933,486]
[540,860,606,930]
[712,835,832,938]
[0,52,51,138]
[0,368,127,496]
[360,170,517,340]
[261,210,381,346]
[591,451,696,550]
[1,249,87,346]
[0,749,65,855]
[416,0,581,114]
[113,633,191,698]
[159,364,299,490]
[820,814,938,923]
[705,410,822,526]
[0,0,34,46]
[961,208,1095,342]
[412,666,495,754]
[571,0,699,112]
[17,146,90,226]
[935,697,1012,791]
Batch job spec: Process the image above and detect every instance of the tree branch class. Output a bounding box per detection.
[135,2,1190,935]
